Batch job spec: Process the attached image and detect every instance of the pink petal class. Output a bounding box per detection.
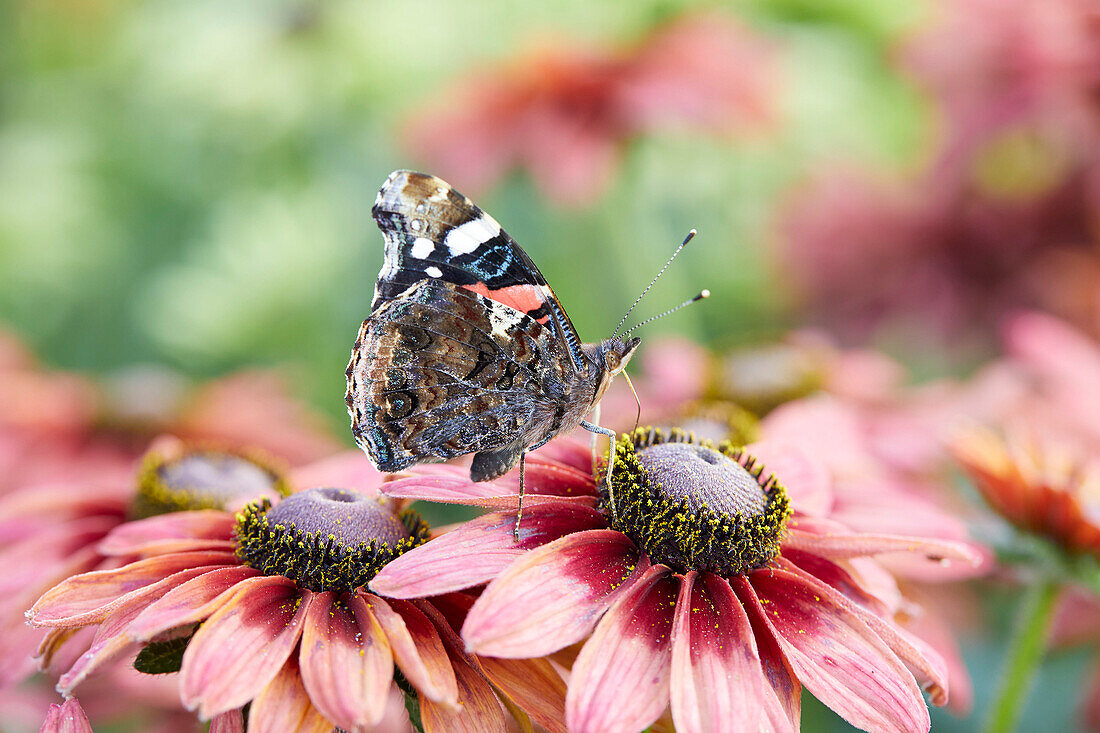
[670,572,762,733]
[180,576,312,719]
[371,503,605,598]
[744,440,834,516]
[730,577,800,733]
[299,592,394,730]
[748,567,930,733]
[39,698,92,733]
[492,455,598,498]
[56,567,223,694]
[290,450,388,495]
[566,565,677,733]
[420,650,506,733]
[98,511,235,556]
[479,656,568,733]
[776,556,949,707]
[127,566,259,641]
[29,551,237,626]
[364,594,458,706]
[463,529,649,658]
[209,710,244,733]
[248,656,332,733]
[529,436,596,473]
[381,475,595,510]
[785,516,982,568]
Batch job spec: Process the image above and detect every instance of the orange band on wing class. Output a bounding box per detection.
[462,282,551,324]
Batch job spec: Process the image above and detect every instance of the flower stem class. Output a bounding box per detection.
[983,578,1060,733]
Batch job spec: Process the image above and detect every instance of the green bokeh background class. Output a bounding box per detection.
[1,1,1085,730]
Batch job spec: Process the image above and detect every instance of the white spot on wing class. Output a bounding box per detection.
[410,237,434,259]
[487,301,524,339]
[425,266,443,278]
[446,216,501,256]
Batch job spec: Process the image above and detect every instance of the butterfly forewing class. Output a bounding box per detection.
[370,170,585,369]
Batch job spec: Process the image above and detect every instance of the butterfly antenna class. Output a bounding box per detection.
[612,229,697,338]
[621,290,710,336]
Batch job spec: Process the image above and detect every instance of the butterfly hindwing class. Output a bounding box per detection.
[370,170,585,369]
[346,279,570,472]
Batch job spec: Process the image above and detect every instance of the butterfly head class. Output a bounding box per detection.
[598,336,641,377]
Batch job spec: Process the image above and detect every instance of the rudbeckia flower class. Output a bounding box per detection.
[953,426,1100,555]
[372,429,981,733]
[27,470,565,732]
[0,441,286,691]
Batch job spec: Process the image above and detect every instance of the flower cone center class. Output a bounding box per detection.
[605,427,790,576]
[133,448,288,518]
[235,487,430,593]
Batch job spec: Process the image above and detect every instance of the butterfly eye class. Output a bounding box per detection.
[604,352,621,371]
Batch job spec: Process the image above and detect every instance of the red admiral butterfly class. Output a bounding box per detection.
[346,171,705,536]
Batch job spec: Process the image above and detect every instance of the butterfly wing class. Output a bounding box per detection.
[346,279,573,472]
[371,170,586,370]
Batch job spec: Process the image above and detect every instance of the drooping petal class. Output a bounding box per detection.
[566,565,677,733]
[39,697,92,733]
[371,503,605,598]
[785,516,982,568]
[209,710,245,733]
[463,530,649,658]
[127,566,259,641]
[98,511,236,556]
[777,554,950,706]
[181,577,312,719]
[247,656,332,733]
[299,592,394,730]
[420,650,506,733]
[29,551,236,626]
[57,590,156,694]
[748,566,930,733]
[479,656,568,733]
[670,572,762,733]
[730,577,800,733]
[364,594,458,707]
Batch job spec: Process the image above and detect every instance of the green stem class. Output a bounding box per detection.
[983,579,1061,733]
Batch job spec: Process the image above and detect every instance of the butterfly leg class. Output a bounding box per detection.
[580,420,618,524]
[587,403,602,476]
[513,451,527,542]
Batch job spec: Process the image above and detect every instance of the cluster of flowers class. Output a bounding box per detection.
[5,306,1100,732]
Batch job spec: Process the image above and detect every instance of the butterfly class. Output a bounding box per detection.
[345,170,703,536]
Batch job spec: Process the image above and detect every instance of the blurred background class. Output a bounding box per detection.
[3,0,1099,730]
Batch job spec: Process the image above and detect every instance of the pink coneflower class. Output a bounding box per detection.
[373,429,981,733]
[954,426,1100,556]
[0,441,289,693]
[404,12,777,206]
[27,477,566,732]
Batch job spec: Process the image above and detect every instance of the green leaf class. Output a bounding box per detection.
[133,634,191,675]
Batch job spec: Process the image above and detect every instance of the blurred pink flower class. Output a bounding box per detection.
[778,0,1100,343]
[405,12,778,206]
[27,475,565,732]
[372,430,980,732]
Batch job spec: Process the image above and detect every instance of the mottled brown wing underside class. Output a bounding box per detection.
[345,279,568,472]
